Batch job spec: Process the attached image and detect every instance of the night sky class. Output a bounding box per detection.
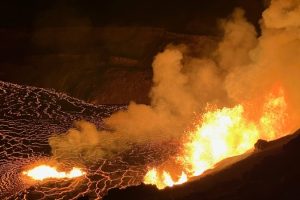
[0,0,265,33]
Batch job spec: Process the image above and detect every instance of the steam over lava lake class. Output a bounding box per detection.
[0,81,173,199]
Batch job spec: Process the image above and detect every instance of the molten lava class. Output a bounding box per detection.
[145,168,188,189]
[144,88,291,189]
[22,165,86,181]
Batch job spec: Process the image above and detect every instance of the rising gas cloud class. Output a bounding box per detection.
[49,0,300,162]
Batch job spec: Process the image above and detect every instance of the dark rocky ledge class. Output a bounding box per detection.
[104,129,300,200]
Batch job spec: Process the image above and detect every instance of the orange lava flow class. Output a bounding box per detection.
[22,165,86,181]
[144,88,291,189]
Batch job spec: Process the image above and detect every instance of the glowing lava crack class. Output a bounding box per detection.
[22,165,86,181]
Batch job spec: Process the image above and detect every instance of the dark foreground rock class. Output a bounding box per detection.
[104,129,300,200]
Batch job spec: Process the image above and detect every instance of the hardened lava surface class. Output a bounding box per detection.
[0,81,174,199]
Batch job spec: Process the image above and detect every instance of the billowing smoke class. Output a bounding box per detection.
[224,0,300,123]
[49,0,300,162]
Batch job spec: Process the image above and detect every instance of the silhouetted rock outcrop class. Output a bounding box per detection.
[254,139,269,150]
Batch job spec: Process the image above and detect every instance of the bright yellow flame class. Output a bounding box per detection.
[144,168,188,189]
[22,165,86,181]
[144,88,290,189]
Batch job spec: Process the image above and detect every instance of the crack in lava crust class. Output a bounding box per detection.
[0,81,175,199]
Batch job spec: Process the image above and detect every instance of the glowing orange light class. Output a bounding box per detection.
[144,168,188,189]
[22,165,86,181]
[144,88,291,189]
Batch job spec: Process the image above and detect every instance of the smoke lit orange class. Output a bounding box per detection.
[144,88,290,189]
[22,165,86,181]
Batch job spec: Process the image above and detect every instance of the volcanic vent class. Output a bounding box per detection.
[1,0,300,199]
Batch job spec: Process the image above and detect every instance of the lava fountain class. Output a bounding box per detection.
[144,86,292,189]
[22,165,86,181]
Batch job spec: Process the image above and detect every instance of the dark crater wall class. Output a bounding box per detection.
[0,0,266,105]
[0,27,216,104]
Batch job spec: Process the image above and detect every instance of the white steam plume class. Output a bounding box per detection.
[49,0,300,162]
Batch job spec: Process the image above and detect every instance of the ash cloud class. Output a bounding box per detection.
[49,0,300,162]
